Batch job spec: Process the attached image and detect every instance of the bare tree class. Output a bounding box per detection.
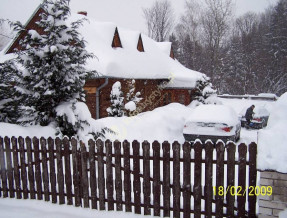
[0,19,14,51]
[142,0,175,42]
[201,0,234,85]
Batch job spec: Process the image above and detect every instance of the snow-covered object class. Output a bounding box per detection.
[258,92,287,173]
[185,105,239,126]
[97,103,192,143]
[125,101,136,112]
[106,81,124,117]
[65,14,205,88]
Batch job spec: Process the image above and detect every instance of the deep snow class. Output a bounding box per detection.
[0,198,152,218]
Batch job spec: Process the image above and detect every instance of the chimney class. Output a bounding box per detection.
[78,11,87,16]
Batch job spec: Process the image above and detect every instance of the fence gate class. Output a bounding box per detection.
[0,136,257,217]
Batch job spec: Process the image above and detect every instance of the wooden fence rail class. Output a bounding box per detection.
[0,136,257,217]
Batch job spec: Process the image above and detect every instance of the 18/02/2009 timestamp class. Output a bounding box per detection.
[213,186,272,196]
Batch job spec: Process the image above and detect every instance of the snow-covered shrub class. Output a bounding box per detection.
[107,81,124,117]
[125,79,142,116]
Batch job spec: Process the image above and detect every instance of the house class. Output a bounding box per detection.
[3,4,209,119]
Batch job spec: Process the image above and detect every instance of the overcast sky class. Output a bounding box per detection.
[0,0,279,34]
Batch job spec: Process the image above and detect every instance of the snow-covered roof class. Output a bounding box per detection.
[1,8,207,89]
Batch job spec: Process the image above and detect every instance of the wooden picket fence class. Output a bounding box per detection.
[0,136,257,217]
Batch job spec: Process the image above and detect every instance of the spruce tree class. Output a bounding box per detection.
[12,0,95,137]
[107,81,124,117]
[0,61,19,123]
[125,79,142,116]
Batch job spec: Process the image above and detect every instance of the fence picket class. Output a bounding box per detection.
[106,140,114,211]
[40,137,49,202]
[80,141,89,208]
[48,137,57,203]
[162,141,171,217]
[11,137,21,199]
[183,142,191,218]
[194,141,203,217]
[72,138,81,207]
[33,137,43,200]
[56,137,65,204]
[226,142,236,217]
[114,140,123,211]
[88,139,97,209]
[0,137,8,198]
[123,140,132,212]
[143,141,151,215]
[97,139,105,210]
[215,142,225,217]
[63,137,72,205]
[19,137,28,199]
[173,141,181,218]
[238,144,247,217]
[204,141,214,218]
[152,141,161,216]
[26,137,35,200]
[4,137,14,198]
[248,142,257,217]
[132,140,141,214]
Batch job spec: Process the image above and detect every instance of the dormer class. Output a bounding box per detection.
[111,27,122,48]
[137,34,144,52]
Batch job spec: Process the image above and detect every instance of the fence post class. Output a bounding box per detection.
[80,141,89,208]
[183,141,191,218]
[33,137,43,200]
[97,139,105,210]
[11,137,21,199]
[152,141,161,216]
[0,137,8,198]
[63,137,72,205]
[194,141,203,217]
[248,142,257,217]
[106,139,114,211]
[162,141,171,217]
[143,140,151,215]
[238,143,247,217]
[19,137,28,199]
[4,137,14,198]
[71,138,81,207]
[40,137,50,202]
[226,142,236,217]
[48,137,57,204]
[115,140,123,211]
[123,140,132,212]
[173,141,181,218]
[215,141,225,217]
[56,137,65,204]
[133,140,141,214]
[88,139,97,209]
[204,141,214,218]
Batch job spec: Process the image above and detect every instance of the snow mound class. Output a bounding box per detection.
[96,103,192,143]
[258,92,287,173]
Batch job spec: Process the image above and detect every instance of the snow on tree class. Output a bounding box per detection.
[10,0,96,138]
[193,75,219,105]
[125,79,142,116]
[107,81,124,117]
[0,61,19,123]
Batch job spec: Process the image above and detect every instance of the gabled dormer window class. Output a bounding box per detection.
[137,34,144,52]
[111,27,122,48]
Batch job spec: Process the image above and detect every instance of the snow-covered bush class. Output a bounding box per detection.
[125,79,142,116]
[192,75,219,105]
[107,81,124,117]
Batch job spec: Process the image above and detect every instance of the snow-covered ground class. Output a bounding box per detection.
[0,198,151,218]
